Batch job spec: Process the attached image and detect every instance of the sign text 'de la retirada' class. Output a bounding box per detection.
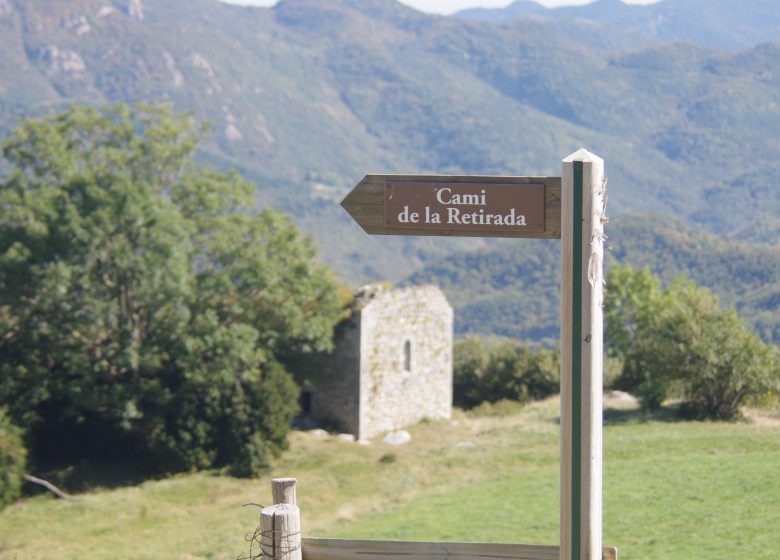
[384,182,545,233]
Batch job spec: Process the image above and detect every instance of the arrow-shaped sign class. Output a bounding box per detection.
[341,174,561,238]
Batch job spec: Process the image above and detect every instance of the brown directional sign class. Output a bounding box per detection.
[385,181,545,233]
[341,174,561,238]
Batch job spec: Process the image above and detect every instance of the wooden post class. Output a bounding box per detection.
[261,503,302,560]
[560,149,606,560]
[272,477,298,505]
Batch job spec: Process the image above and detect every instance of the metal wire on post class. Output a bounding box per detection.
[241,508,302,560]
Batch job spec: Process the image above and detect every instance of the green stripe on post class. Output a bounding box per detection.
[571,161,584,560]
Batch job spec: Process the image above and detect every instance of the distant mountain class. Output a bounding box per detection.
[455,0,780,51]
[405,216,780,344]
[0,0,779,288]
[456,1,546,23]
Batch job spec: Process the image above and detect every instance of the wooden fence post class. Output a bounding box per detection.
[272,477,298,505]
[261,503,302,560]
[560,149,606,560]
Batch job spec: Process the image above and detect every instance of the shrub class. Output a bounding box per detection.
[0,409,26,510]
[522,345,560,400]
[668,286,780,420]
[603,355,624,390]
[467,399,525,418]
[379,453,396,464]
[608,265,780,419]
[453,337,560,409]
[453,336,490,408]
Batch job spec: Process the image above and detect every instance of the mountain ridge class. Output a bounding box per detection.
[455,0,780,51]
[0,0,778,288]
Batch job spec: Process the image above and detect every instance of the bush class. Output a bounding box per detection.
[607,265,780,419]
[0,409,26,510]
[453,337,559,409]
[633,377,668,411]
[522,345,560,400]
[667,284,780,419]
[467,399,525,417]
[603,355,624,390]
[453,336,490,408]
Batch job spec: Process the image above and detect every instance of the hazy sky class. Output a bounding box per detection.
[222,0,662,16]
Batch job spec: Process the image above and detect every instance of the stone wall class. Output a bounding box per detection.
[310,314,361,435]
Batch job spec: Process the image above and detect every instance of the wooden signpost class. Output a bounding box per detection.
[341,149,608,560]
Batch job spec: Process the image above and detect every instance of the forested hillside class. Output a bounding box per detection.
[1,0,779,284]
[457,0,780,51]
[406,215,780,343]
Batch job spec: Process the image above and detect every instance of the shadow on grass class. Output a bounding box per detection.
[25,459,163,496]
[603,403,686,425]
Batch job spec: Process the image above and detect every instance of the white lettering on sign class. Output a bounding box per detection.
[397,206,421,223]
[424,206,442,224]
[397,188,529,226]
[435,188,487,206]
[385,181,545,233]
[399,206,528,226]
[446,207,527,226]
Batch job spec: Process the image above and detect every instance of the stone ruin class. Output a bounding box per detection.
[309,283,453,440]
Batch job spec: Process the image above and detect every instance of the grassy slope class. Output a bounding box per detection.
[340,412,780,559]
[1,398,778,560]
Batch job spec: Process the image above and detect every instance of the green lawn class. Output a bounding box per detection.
[1,398,778,560]
[337,417,780,560]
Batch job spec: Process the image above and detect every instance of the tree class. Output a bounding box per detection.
[604,265,668,408]
[606,265,780,418]
[650,279,779,419]
[604,264,664,364]
[0,104,346,475]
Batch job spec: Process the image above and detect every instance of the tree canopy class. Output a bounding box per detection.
[0,104,346,475]
[606,264,780,418]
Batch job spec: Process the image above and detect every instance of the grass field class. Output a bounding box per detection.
[1,397,779,560]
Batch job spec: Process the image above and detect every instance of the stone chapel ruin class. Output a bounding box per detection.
[310,284,453,440]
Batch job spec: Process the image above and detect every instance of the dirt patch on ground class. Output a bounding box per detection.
[743,407,780,428]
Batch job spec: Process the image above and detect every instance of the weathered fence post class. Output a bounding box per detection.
[560,149,606,560]
[260,503,302,560]
[259,477,302,560]
[272,477,297,505]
